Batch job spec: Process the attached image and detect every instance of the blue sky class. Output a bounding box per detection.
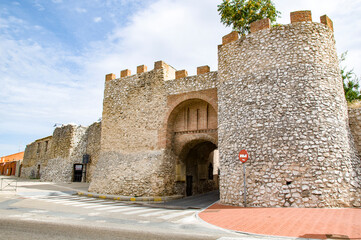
[1,0,360,156]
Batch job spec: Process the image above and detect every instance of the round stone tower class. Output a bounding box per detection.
[218,11,361,208]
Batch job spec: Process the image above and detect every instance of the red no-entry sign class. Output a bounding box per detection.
[239,149,248,163]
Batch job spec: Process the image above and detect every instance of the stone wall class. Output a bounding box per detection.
[218,17,361,207]
[22,136,52,179]
[21,123,101,182]
[40,124,87,182]
[349,104,361,156]
[84,122,102,182]
[89,63,218,196]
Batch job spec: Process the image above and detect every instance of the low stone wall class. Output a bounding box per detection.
[40,158,73,182]
[21,166,38,179]
[89,150,176,196]
[22,123,101,183]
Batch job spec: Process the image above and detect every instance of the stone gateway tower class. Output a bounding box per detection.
[21,10,360,208]
[218,12,361,208]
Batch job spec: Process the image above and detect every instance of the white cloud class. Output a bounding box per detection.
[0,16,103,151]
[33,0,45,11]
[52,0,63,3]
[93,17,102,23]
[85,0,230,76]
[75,8,87,13]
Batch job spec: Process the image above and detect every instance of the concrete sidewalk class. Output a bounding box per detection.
[199,203,361,240]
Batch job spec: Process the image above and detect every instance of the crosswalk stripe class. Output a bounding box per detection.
[82,203,124,209]
[83,205,110,209]
[94,205,127,211]
[41,199,72,204]
[79,199,106,202]
[121,208,157,215]
[107,207,135,213]
[61,201,85,205]
[26,194,197,222]
[71,202,120,207]
[158,210,193,220]
[139,210,171,217]
[66,203,95,207]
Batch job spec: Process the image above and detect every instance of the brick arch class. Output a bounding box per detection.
[177,135,217,162]
[157,89,218,150]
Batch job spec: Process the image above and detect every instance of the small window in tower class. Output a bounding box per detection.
[45,141,48,152]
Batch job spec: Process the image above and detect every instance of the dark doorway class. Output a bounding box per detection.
[186,175,193,196]
[73,164,83,182]
[184,141,218,196]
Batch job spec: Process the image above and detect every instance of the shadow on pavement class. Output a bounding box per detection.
[156,190,219,209]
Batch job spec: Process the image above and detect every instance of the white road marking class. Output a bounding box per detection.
[139,210,171,217]
[82,203,125,209]
[94,205,128,211]
[107,207,135,213]
[158,210,193,220]
[121,208,158,215]
[26,194,197,222]
[69,203,101,207]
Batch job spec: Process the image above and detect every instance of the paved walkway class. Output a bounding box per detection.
[199,203,361,239]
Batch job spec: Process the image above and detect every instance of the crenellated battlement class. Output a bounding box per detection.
[105,11,335,83]
[220,10,334,47]
[105,60,212,82]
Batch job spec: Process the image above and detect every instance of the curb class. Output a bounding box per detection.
[76,191,183,202]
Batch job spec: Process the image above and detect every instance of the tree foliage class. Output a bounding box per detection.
[340,51,361,103]
[217,0,280,35]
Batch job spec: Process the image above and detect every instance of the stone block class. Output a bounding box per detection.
[121,69,131,78]
[290,10,312,23]
[320,15,333,31]
[197,65,210,75]
[222,31,239,45]
[250,18,271,33]
[175,70,188,79]
[105,73,116,81]
[137,65,148,74]
[154,60,167,69]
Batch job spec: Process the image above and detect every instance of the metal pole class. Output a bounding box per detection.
[243,163,247,207]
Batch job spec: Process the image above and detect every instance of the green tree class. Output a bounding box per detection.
[217,0,280,35]
[340,51,361,102]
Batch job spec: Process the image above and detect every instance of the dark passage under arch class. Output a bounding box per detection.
[184,141,218,196]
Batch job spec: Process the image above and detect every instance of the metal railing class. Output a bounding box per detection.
[0,178,17,191]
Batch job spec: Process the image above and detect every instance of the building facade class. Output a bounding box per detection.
[0,152,24,176]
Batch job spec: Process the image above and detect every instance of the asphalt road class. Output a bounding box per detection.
[0,178,251,240]
[0,218,220,240]
[160,190,220,209]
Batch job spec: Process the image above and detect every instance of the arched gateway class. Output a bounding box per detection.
[166,98,219,196]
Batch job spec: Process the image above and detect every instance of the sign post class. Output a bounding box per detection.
[238,149,249,207]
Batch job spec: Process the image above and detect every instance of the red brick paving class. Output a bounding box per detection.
[199,203,361,239]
